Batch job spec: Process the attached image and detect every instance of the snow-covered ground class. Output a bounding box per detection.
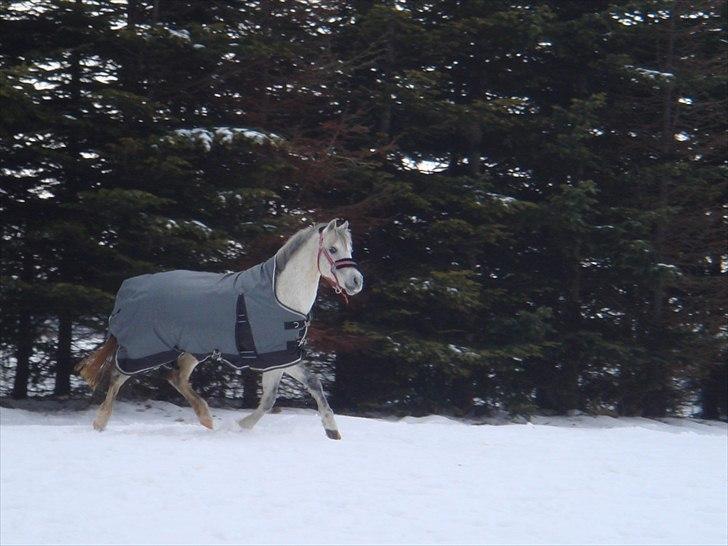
[1,402,726,545]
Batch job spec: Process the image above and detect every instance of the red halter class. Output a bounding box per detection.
[318,230,357,305]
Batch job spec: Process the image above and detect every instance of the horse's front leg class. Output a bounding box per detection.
[238,369,283,430]
[285,364,341,440]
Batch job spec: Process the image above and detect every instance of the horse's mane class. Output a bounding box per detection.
[275,224,324,272]
[275,222,351,272]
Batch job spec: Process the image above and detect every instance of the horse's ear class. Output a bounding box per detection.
[325,218,339,232]
[339,220,349,230]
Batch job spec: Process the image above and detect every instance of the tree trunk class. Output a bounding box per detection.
[699,367,720,420]
[12,313,33,399]
[451,375,474,416]
[448,152,459,176]
[562,242,583,412]
[126,0,138,29]
[466,122,482,177]
[700,361,727,420]
[465,65,485,177]
[644,4,678,418]
[378,14,395,138]
[120,0,141,117]
[242,373,259,408]
[12,248,35,399]
[700,251,727,419]
[153,0,161,23]
[54,315,73,396]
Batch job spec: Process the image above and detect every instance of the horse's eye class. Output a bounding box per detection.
[329,246,337,254]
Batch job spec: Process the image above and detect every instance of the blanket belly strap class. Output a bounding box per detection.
[224,347,303,372]
[231,293,306,371]
[235,295,256,356]
[115,349,182,375]
[116,348,303,375]
[284,320,308,330]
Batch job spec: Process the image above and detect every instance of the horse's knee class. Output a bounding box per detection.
[304,374,324,393]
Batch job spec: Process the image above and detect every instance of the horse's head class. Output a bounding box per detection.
[317,218,363,297]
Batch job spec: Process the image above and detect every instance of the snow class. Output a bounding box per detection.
[171,127,281,151]
[400,156,449,174]
[167,28,191,42]
[674,131,691,142]
[1,401,726,546]
[189,219,213,234]
[625,65,675,79]
[173,128,215,150]
[486,192,517,204]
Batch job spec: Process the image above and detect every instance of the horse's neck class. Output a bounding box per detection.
[275,235,320,315]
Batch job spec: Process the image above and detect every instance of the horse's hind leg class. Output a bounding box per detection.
[167,352,214,429]
[285,364,340,440]
[238,369,283,430]
[93,369,130,431]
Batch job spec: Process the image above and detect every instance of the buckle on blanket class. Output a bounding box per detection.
[285,320,309,330]
[287,339,306,351]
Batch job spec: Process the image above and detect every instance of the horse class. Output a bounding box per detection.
[75,219,363,440]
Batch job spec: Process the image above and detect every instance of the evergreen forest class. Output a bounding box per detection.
[1,0,726,419]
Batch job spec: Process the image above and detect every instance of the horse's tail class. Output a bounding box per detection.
[75,335,118,390]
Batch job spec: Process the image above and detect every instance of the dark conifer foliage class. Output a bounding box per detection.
[1,0,725,419]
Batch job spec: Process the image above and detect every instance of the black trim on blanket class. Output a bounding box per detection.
[235,295,257,355]
[284,320,308,330]
[117,346,303,375]
[228,347,303,371]
[116,349,182,375]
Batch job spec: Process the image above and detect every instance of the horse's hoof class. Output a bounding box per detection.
[238,418,254,430]
[325,429,341,440]
[200,416,214,430]
[92,420,106,432]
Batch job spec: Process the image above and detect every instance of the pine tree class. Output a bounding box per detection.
[1,0,723,419]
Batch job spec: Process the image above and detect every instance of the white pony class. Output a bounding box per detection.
[76,219,363,439]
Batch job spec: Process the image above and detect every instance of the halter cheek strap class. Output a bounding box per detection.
[318,230,358,304]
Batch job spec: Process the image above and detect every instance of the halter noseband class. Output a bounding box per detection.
[318,229,358,304]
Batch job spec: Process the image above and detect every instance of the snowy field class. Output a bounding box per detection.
[1,401,726,546]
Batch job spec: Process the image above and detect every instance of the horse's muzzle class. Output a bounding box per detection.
[344,270,363,295]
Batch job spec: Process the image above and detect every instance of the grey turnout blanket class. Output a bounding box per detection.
[109,257,309,375]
